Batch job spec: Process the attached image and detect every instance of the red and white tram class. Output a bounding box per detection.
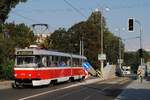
[12,47,88,88]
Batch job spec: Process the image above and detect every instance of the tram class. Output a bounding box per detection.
[12,46,88,88]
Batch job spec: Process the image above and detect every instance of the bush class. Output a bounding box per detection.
[1,60,14,80]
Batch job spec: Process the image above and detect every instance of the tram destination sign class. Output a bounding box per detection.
[17,51,33,55]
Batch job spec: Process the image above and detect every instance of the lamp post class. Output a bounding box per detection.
[95,7,109,77]
[135,19,143,66]
[80,33,84,56]
[115,28,122,68]
[134,19,147,76]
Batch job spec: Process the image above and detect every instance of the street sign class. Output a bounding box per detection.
[118,59,123,64]
[82,62,91,70]
[98,54,106,60]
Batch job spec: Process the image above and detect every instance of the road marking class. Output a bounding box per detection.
[18,78,101,100]
[18,84,81,100]
[18,78,129,100]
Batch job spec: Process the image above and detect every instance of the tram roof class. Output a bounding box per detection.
[16,48,87,59]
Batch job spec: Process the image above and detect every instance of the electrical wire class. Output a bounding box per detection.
[11,11,41,23]
[63,0,87,19]
[11,11,56,30]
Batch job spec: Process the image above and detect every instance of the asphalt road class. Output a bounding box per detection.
[0,77,131,100]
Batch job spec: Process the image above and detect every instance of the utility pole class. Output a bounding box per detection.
[95,7,109,77]
[100,9,104,77]
[115,28,123,74]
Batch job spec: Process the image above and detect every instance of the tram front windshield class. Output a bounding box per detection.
[16,56,36,67]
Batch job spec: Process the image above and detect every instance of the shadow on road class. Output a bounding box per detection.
[116,88,150,100]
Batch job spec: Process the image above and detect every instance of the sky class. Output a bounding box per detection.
[6,0,150,51]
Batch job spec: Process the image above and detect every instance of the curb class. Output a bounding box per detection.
[0,81,13,90]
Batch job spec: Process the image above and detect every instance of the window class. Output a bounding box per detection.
[16,56,35,67]
[35,55,48,67]
[72,58,80,67]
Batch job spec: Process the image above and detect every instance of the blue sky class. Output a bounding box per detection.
[7,0,150,51]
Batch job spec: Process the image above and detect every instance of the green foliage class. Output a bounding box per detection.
[0,60,14,80]
[124,49,149,73]
[44,28,70,52]
[0,23,35,79]
[0,0,27,23]
[124,52,138,72]
[44,10,124,69]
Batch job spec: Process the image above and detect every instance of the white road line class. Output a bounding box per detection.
[18,78,128,100]
[18,78,101,100]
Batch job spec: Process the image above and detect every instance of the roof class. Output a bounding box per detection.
[16,48,87,59]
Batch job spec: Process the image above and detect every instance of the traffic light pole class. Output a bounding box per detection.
[135,20,143,66]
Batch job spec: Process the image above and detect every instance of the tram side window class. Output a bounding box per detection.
[35,56,47,67]
[42,56,47,67]
[67,57,71,66]
[72,58,80,67]
[47,56,52,67]
[48,56,57,67]
[58,56,68,67]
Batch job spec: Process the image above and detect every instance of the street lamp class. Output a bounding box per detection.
[95,7,110,77]
[134,19,147,76]
[135,19,143,66]
[115,28,122,69]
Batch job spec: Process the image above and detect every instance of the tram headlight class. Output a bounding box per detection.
[29,74,32,77]
[14,74,17,77]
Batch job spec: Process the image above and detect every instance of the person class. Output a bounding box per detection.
[59,61,66,67]
[137,65,144,83]
[42,57,47,67]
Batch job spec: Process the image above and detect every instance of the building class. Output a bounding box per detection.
[35,33,50,43]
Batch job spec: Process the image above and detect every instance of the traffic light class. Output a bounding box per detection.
[139,48,143,57]
[128,18,134,32]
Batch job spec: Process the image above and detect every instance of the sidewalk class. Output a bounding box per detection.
[0,80,13,90]
[115,76,150,100]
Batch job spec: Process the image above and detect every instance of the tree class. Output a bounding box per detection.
[0,0,27,23]
[44,28,70,52]
[0,23,35,79]
[124,49,149,73]
[44,10,124,69]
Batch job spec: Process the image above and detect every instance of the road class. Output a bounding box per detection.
[0,77,131,100]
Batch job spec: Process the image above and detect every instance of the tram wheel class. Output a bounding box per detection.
[12,83,18,89]
[69,77,74,82]
[12,83,23,89]
[51,80,57,85]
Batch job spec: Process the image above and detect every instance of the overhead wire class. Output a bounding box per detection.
[11,11,56,31]
[63,0,87,19]
[11,11,41,23]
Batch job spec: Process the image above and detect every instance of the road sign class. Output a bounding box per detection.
[98,54,106,60]
[82,62,91,70]
[118,59,123,64]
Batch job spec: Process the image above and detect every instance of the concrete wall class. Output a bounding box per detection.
[103,65,116,79]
